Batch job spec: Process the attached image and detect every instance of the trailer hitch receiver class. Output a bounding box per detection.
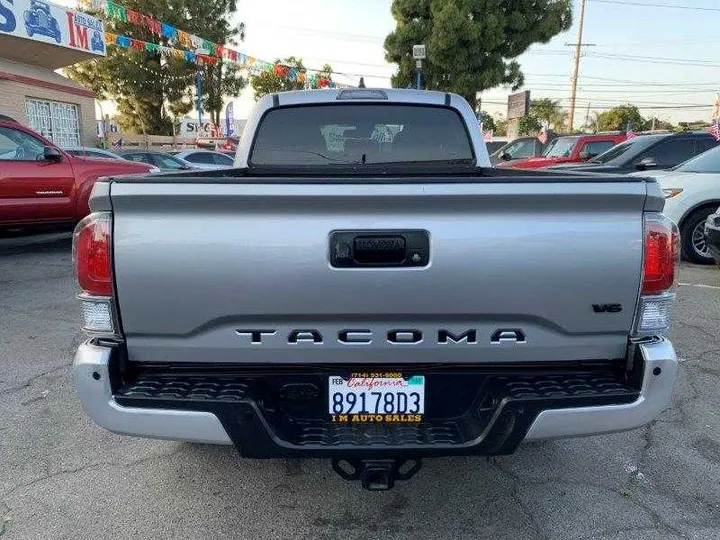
[332,458,422,491]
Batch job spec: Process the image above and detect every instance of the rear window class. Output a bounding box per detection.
[675,144,720,173]
[543,137,578,158]
[249,105,474,167]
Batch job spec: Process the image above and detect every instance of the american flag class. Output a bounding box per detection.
[626,122,636,139]
[710,119,720,141]
[482,130,494,141]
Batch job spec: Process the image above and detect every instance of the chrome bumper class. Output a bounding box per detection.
[524,338,677,440]
[73,338,677,445]
[73,340,232,444]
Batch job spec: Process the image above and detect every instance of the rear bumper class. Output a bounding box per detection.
[73,338,677,452]
[73,340,232,445]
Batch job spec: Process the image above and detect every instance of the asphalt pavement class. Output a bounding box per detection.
[1,232,720,540]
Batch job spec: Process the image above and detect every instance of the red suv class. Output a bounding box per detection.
[496,133,628,170]
[0,119,155,227]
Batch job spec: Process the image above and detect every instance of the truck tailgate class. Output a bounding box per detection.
[110,179,647,364]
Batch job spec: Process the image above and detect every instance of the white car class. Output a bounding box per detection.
[635,146,720,264]
[173,150,234,170]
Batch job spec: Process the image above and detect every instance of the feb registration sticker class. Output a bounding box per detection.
[328,372,425,423]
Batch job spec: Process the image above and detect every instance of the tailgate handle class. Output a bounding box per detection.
[330,230,429,268]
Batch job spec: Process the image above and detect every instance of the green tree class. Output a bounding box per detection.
[678,120,710,132]
[595,105,646,132]
[645,117,675,131]
[494,116,508,136]
[479,111,495,133]
[251,58,333,101]
[384,0,572,109]
[530,98,566,130]
[67,0,245,134]
[184,1,246,127]
[518,115,541,135]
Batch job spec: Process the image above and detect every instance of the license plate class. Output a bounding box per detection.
[328,374,425,423]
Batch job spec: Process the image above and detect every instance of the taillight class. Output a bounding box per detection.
[642,214,679,295]
[73,212,112,295]
[73,212,118,335]
[634,213,679,336]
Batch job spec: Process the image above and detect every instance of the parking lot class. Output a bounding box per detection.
[1,232,720,540]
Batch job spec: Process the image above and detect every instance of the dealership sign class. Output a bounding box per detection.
[507,90,530,120]
[0,0,106,56]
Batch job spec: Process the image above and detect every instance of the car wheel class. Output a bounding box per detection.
[681,208,715,265]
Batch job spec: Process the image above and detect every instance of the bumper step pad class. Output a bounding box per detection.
[115,365,640,458]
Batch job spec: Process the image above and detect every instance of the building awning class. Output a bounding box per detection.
[0,33,99,70]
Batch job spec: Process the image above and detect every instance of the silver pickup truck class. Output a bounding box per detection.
[72,89,679,491]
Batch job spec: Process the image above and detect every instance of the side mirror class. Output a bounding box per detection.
[500,152,511,161]
[43,146,63,163]
[636,156,657,170]
[579,150,597,160]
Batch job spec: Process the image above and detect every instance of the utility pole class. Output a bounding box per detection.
[567,0,589,132]
[584,102,591,131]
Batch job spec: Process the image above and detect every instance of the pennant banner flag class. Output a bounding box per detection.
[106,0,127,22]
[99,1,338,87]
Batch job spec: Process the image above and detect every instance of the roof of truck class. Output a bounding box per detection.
[265,88,458,107]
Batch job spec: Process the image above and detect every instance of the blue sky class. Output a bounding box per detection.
[236,0,720,124]
[55,0,720,124]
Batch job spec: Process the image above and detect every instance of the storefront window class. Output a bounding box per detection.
[25,98,80,148]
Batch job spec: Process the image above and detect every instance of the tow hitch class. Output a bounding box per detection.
[332,458,423,490]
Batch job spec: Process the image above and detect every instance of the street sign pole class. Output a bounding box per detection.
[196,68,203,128]
[195,51,207,130]
[412,44,426,91]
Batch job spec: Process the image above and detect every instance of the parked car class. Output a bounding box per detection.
[704,208,720,267]
[64,147,123,160]
[0,120,157,227]
[485,141,507,155]
[551,132,719,174]
[120,150,197,171]
[497,133,627,169]
[633,145,720,264]
[490,133,558,165]
[173,149,234,169]
[72,88,678,491]
[23,0,61,43]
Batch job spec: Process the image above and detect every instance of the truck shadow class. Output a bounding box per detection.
[173,439,572,537]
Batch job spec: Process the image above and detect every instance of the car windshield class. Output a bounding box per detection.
[154,153,187,169]
[542,137,578,158]
[675,145,720,173]
[250,104,474,167]
[589,135,664,164]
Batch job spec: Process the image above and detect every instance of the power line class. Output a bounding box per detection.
[588,53,720,68]
[588,0,720,11]
[479,100,710,111]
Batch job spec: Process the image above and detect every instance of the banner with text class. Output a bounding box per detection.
[0,0,106,56]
